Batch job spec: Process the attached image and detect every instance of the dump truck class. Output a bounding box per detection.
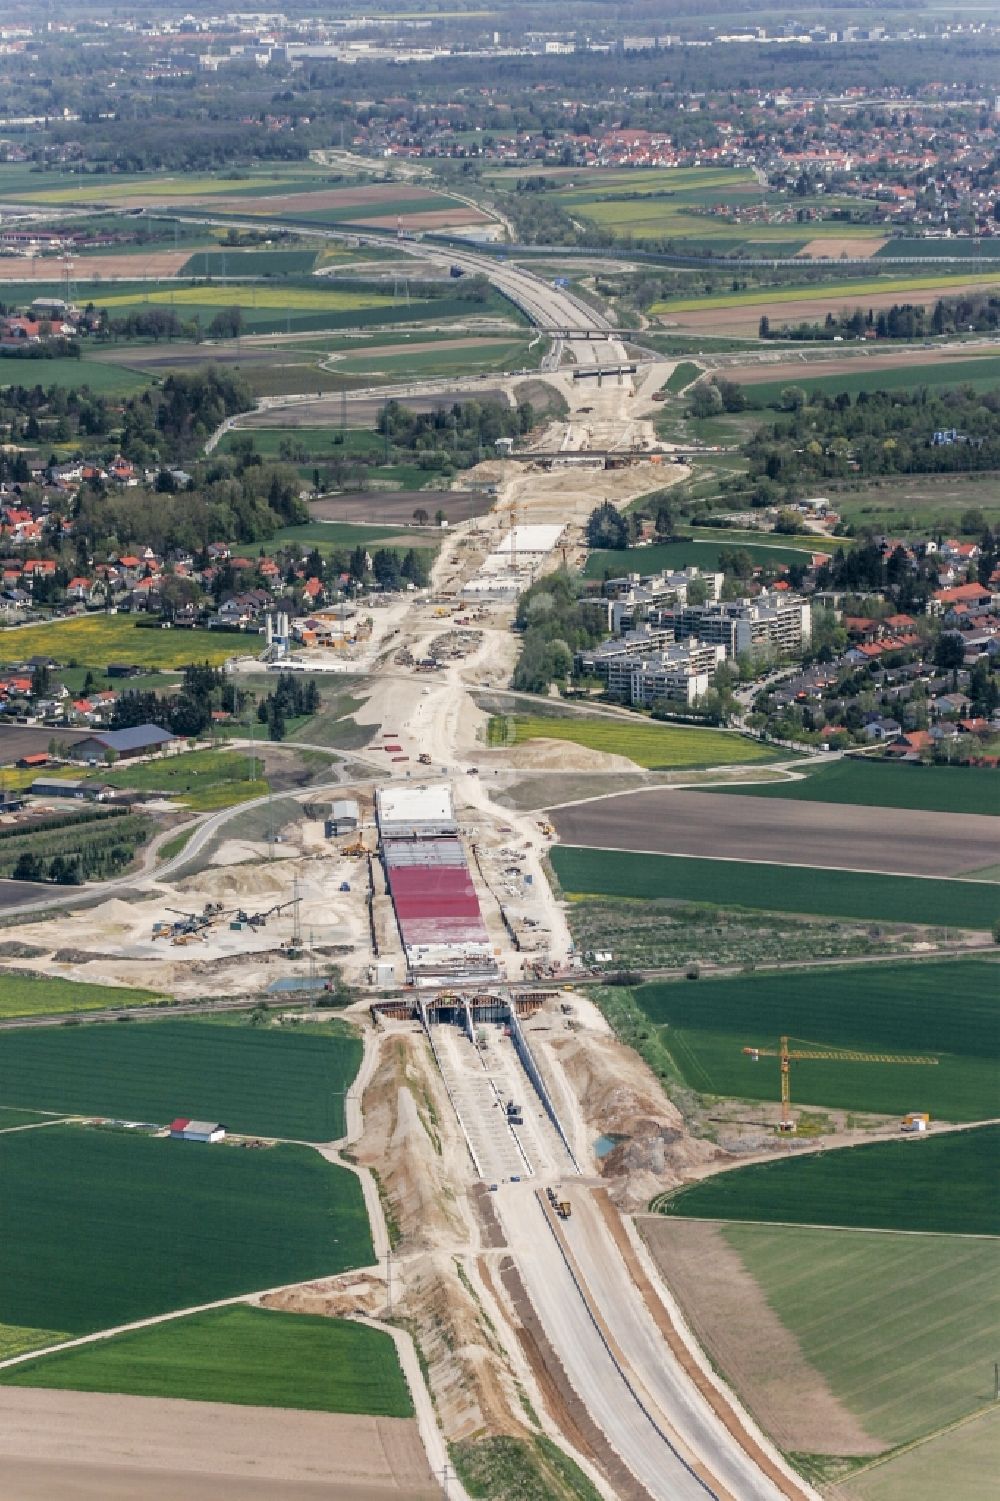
[418,752,432,765]
[556,1200,572,1219]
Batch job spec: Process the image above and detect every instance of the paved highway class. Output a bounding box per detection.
[497,1185,718,1501]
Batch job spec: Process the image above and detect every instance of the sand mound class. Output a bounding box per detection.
[482,737,638,772]
[177,864,298,898]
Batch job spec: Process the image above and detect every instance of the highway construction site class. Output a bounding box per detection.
[0,268,830,1501]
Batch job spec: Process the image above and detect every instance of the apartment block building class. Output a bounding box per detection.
[626,641,727,707]
[675,590,811,658]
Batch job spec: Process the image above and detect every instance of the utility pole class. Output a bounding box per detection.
[438,1462,452,1496]
[385,1245,394,1315]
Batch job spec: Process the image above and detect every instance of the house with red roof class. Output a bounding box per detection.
[931,581,994,612]
[886,729,933,759]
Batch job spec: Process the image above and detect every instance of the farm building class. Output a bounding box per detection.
[170,1118,226,1144]
[326,798,360,837]
[72,724,178,763]
[29,777,107,801]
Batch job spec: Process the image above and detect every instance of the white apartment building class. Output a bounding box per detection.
[626,641,727,707]
[675,590,811,658]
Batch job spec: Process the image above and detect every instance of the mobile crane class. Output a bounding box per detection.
[743,1035,938,1133]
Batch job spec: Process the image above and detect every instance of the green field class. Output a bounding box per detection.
[0,974,164,1021]
[330,337,531,379]
[220,426,386,461]
[499,714,776,770]
[2,165,331,206]
[651,271,1000,315]
[851,1410,1000,1501]
[550,847,1000,929]
[877,238,1000,259]
[95,285,394,313]
[655,1125,999,1235]
[0,356,151,395]
[95,747,267,810]
[741,354,1000,407]
[0,1107,55,1130]
[719,1225,1000,1447]
[269,520,439,552]
[629,958,1000,1120]
[583,536,817,578]
[0,1305,412,1418]
[0,617,250,669]
[80,282,503,338]
[0,1125,371,1338]
[707,760,1000,818]
[683,524,841,555]
[180,247,319,277]
[663,361,702,393]
[0,1018,361,1140]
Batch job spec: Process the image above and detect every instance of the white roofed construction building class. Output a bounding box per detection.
[463,523,567,600]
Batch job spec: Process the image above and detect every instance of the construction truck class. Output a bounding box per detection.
[418,753,432,765]
[901,1112,930,1133]
[556,1200,572,1220]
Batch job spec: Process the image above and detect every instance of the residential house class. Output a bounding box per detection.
[863,715,901,741]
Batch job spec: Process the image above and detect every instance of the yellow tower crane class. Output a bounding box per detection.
[743,1036,938,1133]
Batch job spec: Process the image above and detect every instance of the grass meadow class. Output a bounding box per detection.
[0,1305,413,1418]
[851,1410,999,1501]
[706,760,1000,818]
[0,1017,362,1140]
[0,1125,372,1338]
[0,617,249,669]
[550,847,1000,929]
[631,958,999,1120]
[654,1124,999,1235]
[0,974,164,1021]
[493,713,776,769]
[723,1225,1000,1446]
[0,356,152,395]
[663,361,702,392]
[95,747,267,810]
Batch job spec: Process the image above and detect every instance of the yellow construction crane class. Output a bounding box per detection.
[743,1035,938,1133]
